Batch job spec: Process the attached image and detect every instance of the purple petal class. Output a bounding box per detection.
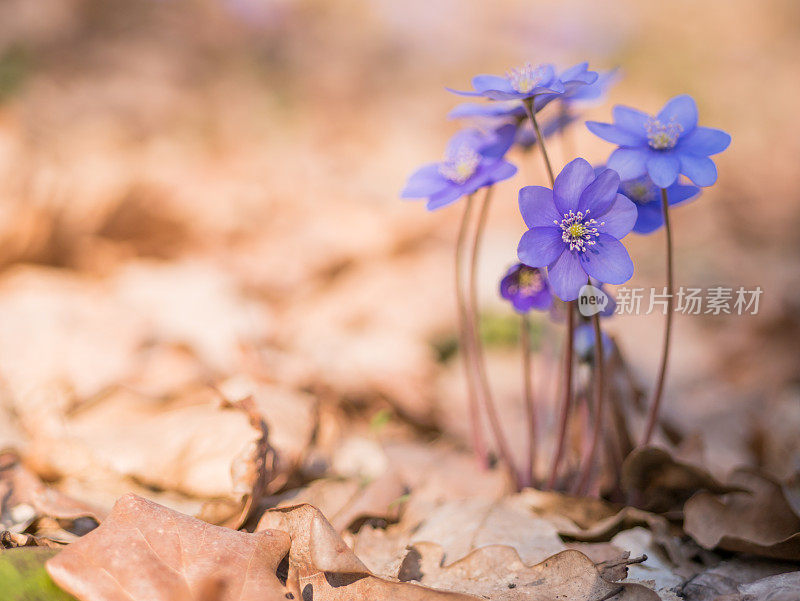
[657,95,698,133]
[484,159,518,185]
[578,168,619,215]
[607,147,648,180]
[612,105,650,135]
[579,234,634,285]
[667,183,701,205]
[586,122,643,146]
[679,127,731,156]
[426,184,465,211]
[517,227,564,268]
[633,202,666,234]
[679,154,718,186]
[519,186,560,228]
[472,74,514,94]
[596,193,637,239]
[553,158,594,214]
[646,153,680,188]
[401,164,449,198]
[547,250,587,302]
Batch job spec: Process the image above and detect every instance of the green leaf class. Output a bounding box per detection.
[0,547,77,601]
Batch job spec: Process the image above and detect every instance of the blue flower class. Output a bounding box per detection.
[534,62,601,111]
[401,126,518,211]
[448,102,576,152]
[617,175,701,234]
[574,323,614,362]
[499,263,553,313]
[447,62,566,101]
[561,68,619,107]
[586,95,731,188]
[516,158,637,301]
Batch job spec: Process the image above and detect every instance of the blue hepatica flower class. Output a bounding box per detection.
[561,68,619,107]
[448,102,577,151]
[586,94,731,188]
[499,263,553,313]
[401,125,517,211]
[448,62,567,101]
[534,62,601,111]
[517,158,637,302]
[574,323,614,362]
[617,174,701,234]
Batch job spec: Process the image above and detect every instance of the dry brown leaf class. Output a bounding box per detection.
[402,543,660,601]
[684,469,800,560]
[407,497,565,566]
[621,447,740,513]
[258,503,477,601]
[0,451,103,535]
[46,494,295,601]
[273,471,406,533]
[680,558,800,601]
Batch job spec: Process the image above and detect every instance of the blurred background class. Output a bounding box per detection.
[0,0,798,511]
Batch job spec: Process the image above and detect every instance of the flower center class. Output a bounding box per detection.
[438,144,481,184]
[556,210,602,252]
[645,117,683,150]
[621,179,656,204]
[507,63,547,94]
[514,267,544,295]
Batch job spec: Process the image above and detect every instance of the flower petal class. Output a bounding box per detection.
[667,183,701,205]
[646,153,680,188]
[607,147,648,180]
[632,201,666,234]
[612,105,651,135]
[657,95,698,133]
[679,154,718,186]
[519,186,560,228]
[585,121,644,146]
[547,250,587,302]
[517,227,564,268]
[579,234,634,285]
[400,164,449,198]
[553,158,594,214]
[472,74,514,94]
[579,168,620,215]
[679,126,731,156]
[596,193,637,239]
[425,184,465,211]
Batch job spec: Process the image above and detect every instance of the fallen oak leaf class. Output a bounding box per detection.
[258,504,478,600]
[621,447,741,513]
[46,494,295,601]
[683,469,800,560]
[400,543,661,601]
[0,451,104,536]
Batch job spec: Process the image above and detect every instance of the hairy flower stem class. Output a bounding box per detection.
[574,311,606,495]
[456,194,488,467]
[520,314,537,488]
[469,186,521,487]
[547,302,575,489]
[641,188,674,445]
[524,99,555,184]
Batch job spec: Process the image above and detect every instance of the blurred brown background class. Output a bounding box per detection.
[0,0,798,498]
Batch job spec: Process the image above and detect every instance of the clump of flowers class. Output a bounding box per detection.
[400,59,729,495]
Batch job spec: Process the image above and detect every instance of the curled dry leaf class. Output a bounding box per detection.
[273,471,407,533]
[401,543,660,601]
[683,469,800,560]
[257,503,475,601]
[46,494,295,601]
[680,558,800,601]
[621,447,740,513]
[0,451,103,536]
